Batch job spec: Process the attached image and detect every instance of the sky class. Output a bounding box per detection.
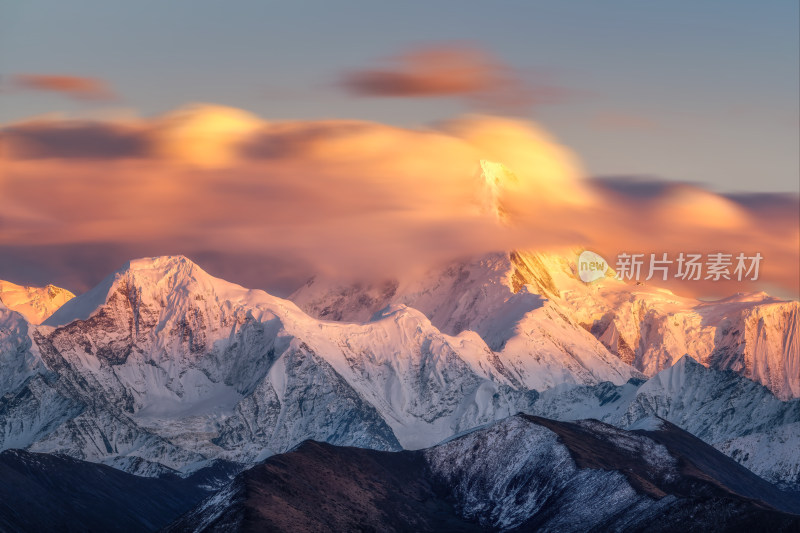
[0,1,798,298]
[2,0,798,192]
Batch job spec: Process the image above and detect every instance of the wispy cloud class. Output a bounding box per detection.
[340,44,567,112]
[9,74,115,101]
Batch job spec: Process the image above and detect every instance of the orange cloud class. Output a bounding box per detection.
[11,74,115,101]
[341,44,566,111]
[0,104,796,300]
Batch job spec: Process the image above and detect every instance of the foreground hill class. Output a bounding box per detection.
[167,414,800,532]
[0,449,236,532]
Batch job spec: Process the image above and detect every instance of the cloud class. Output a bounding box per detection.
[10,74,116,101]
[0,121,147,159]
[0,104,797,299]
[340,44,566,112]
[1,104,257,165]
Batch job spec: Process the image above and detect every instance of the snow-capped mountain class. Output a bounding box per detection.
[531,355,800,489]
[0,254,797,492]
[0,256,636,473]
[291,249,799,399]
[0,280,74,325]
[292,252,641,392]
[168,414,800,533]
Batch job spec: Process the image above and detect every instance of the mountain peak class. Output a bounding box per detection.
[121,255,205,283]
[675,354,702,369]
[126,254,194,270]
[638,354,705,395]
[0,279,75,324]
[479,160,518,223]
[43,255,247,327]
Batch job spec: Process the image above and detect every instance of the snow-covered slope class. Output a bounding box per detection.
[531,355,800,488]
[0,302,46,397]
[2,256,639,473]
[566,282,799,400]
[426,414,800,529]
[533,355,800,443]
[716,422,800,491]
[0,280,74,324]
[294,252,639,392]
[291,249,800,399]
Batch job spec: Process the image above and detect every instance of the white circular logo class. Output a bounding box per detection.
[577,250,608,283]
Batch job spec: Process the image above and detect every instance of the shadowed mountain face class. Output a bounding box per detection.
[168,415,800,533]
[165,443,481,533]
[0,449,240,532]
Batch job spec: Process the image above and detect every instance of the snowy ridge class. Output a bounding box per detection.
[0,280,74,325]
[530,355,800,488]
[292,249,799,400]
[716,422,800,490]
[426,414,800,529]
[423,416,660,530]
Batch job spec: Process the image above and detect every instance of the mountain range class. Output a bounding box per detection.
[0,251,797,531]
[292,250,799,400]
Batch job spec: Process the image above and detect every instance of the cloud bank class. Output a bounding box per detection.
[0,104,797,299]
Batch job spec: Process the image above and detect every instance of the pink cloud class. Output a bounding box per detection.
[11,74,115,101]
[340,44,567,112]
[0,105,796,299]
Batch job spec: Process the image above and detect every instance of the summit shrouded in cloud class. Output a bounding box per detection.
[0,104,797,298]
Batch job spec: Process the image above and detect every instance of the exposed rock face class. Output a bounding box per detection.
[167,415,800,533]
